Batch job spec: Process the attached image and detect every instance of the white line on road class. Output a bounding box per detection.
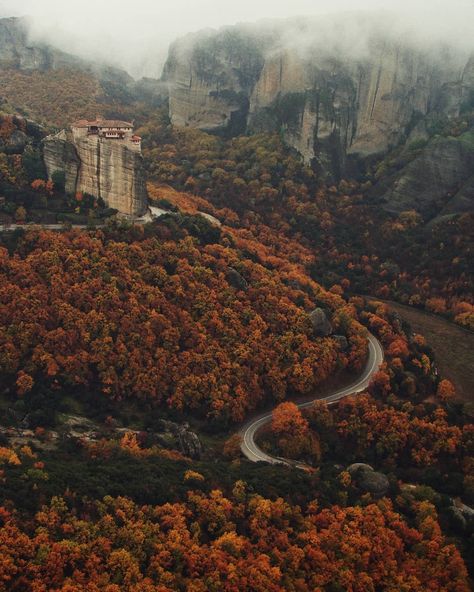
[240,333,384,466]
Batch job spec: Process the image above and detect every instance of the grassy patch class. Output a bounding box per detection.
[382,301,474,403]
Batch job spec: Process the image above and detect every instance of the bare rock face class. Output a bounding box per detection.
[177,424,203,460]
[163,28,266,135]
[43,130,148,217]
[0,17,61,70]
[43,130,80,195]
[379,132,474,219]
[0,17,164,112]
[309,308,333,337]
[163,19,473,179]
[347,463,390,497]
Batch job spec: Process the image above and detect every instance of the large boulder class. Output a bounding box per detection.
[1,129,28,154]
[347,462,374,476]
[177,424,203,459]
[226,267,248,290]
[157,419,203,460]
[347,463,390,497]
[309,308,333,337]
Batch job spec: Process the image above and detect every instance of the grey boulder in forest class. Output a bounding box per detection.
[347,463,390,497]
[309,308,333,337]
[226,267,248,290]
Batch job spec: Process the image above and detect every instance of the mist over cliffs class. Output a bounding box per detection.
[162,15,474,184]
[0,17,132,84]
[1,11,473,220]
[0,17,166,125]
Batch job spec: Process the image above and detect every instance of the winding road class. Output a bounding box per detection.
[240,332,384,467]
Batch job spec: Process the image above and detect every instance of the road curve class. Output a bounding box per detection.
[240,332,384,466]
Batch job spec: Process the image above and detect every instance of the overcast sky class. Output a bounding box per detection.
[0,0,472,77]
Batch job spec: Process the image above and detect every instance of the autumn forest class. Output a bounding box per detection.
[0,9,474,591]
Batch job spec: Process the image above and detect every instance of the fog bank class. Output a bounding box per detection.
[0,0,472,77]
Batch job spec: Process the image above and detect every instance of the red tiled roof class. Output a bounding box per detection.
[97,120,133,128]
[72,119,133,129]
[72,119,90,128]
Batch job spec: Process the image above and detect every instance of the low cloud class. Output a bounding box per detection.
[0,0,472,77]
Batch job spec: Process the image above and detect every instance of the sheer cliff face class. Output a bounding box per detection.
[0,17,128,80]
[163,29,267,135]
[0,17,70,70]
[43,131,148,217]
[163,24,473,178]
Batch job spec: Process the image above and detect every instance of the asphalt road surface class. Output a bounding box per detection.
[240,333,384,467]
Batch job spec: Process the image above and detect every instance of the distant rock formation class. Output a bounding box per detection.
[0,17,167,118]
[43,128,148,217]
[0,17,132,82]
[378,132,474,220]
[162,18,474,182]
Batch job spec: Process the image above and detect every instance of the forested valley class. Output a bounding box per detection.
[0,15,473,590]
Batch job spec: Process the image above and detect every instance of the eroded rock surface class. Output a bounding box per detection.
[379,132,474,218]
[347,463,390,497]
[163,18,473,183]
[43,130,148,217]
[309,308,333,337]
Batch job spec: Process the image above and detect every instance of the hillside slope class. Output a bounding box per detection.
[0,17,166,127]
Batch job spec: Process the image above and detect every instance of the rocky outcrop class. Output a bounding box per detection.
[43,130,80,194]
[157,420,203,459]
[347,463,390,497]
[378,132,474,218]
[163,27,267,135]
[0,17,131,82]
[43,130,148,217]
[163,18,473,180]
[0,17,64,70]
[226,267,248,290]
[309,308,333,337]
[177,424,203,459]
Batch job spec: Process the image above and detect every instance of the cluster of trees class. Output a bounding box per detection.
[0,222,365,424]
[0,485,469,591]
[267,299,473,503]
[0,100,471,589]
[139,113,473,329]
[0,68,102,127]
[0,66,165,130]
[0,113,118,225]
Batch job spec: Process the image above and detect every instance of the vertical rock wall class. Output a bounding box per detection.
[163,25,473,178]
[43,131,148,217]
